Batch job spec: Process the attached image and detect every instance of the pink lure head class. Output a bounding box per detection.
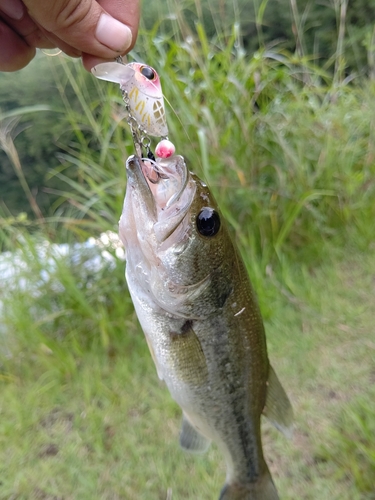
[125,63,163,98]
[155,139,176,159]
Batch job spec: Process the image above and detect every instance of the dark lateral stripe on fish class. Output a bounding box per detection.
[209,319,262,482]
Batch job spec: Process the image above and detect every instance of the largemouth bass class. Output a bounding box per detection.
[119,154,293,499]
[93,61,293,500]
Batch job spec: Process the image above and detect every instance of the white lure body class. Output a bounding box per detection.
[92,61,168,137]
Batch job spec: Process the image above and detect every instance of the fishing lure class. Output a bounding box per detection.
[92,60,168,140]
[92,58,177,186]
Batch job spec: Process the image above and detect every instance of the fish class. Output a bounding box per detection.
[93,60,293,499]
[92,61,168,137]
[119,153,293,499]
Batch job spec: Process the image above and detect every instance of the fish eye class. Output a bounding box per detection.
[140,66,155,80]
[196,208,221,237]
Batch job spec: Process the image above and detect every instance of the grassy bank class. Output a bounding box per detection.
[1,11,375,500]
[0,247,374,499]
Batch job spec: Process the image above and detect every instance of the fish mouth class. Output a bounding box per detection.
[125,154,195,242]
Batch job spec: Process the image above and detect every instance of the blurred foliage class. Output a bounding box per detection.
[1,2,375,262]
[0,55,98,222]
[141,0,375,74]
[1,232,131,351]
[2,0,375,223]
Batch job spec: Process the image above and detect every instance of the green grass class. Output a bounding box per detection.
[1,7,375,499]
[264,251,375,499]
[319,396,375,494]
[1,247,374,499]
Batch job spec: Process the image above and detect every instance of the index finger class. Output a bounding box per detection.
[0,18,36,71]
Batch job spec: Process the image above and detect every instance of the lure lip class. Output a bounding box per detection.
[91,62,135,86]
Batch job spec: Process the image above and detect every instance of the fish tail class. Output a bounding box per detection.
[219,468,279,500]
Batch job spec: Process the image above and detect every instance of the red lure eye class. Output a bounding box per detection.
[140,66,155,80]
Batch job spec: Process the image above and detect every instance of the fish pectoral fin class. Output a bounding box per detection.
[263,365,294,439]
[167,322,208,386]
[180,413,211,454]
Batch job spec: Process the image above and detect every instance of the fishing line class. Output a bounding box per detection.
[160,93,195,151]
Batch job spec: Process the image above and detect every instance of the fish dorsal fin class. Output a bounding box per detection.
[180,413,211,454]
[263,365,294,439]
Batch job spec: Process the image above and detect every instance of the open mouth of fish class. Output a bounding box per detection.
[125,154,196,243]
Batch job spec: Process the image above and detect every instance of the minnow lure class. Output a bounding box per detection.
[92,60,176,173]
[92,61,168,138]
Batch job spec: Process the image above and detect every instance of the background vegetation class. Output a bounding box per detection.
[0,0,374,498]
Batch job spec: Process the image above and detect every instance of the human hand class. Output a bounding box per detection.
[0,0,140,72]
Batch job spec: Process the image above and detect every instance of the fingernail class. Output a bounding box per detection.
[0,0,24,20]
[96,13,132,53]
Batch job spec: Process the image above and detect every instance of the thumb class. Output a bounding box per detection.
[23,0,137,58]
